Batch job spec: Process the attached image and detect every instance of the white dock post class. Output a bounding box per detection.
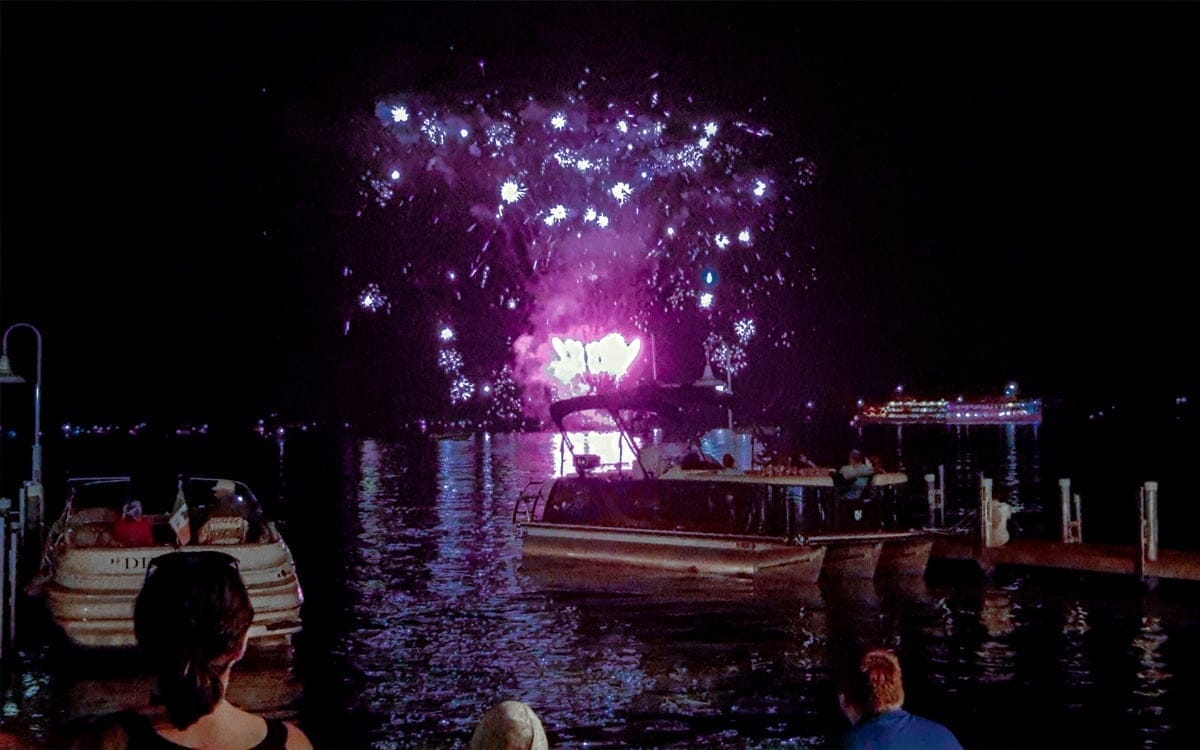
[980,476,993,548]
[1071,493,1083,543]
[1143,481,1159,562]
[1059,478,1072,542]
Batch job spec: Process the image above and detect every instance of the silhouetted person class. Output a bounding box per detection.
[680,439,720,470]
[837,648,962,750]
[835,449,875,501]
[66,551,312,750]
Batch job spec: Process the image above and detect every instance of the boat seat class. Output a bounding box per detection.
[66,522,119,548]
[196,515,249,545]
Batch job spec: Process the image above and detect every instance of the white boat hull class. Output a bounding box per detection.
[521,522,827,582]
[876,537,935,576]
[805,531,934,579]
[43,534,303,650]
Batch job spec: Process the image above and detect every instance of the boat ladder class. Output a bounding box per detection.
[513,479,547,524]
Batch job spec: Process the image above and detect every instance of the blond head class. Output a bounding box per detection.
[468,700,549,750]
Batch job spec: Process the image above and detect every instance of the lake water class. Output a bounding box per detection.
[3,402,1199,749]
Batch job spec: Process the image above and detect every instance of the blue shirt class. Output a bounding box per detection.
[838,461,874,501]
[842,708,963,750]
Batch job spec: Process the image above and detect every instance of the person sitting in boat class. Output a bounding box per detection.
[834,449,875,501]
[191,479,266,544]
[633,443,669,478]
[680,439,721,470]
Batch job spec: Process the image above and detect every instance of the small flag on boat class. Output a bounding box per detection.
[169,481,191,547]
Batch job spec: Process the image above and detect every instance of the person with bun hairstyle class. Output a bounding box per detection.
[837,647,962,750]
[66,551,312,750]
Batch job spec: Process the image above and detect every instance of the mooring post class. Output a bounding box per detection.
[980,476,993,548]
[4,501,15,655]
[1144,481,1159,562]
[0,498,8,670]
[1059,478,1072,542]
[924,473,936,527]
[1071,493,1083,543]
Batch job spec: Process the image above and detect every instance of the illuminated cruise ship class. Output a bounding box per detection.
[856,383,1042,425]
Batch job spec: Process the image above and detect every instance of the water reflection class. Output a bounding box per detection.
[975,584,1017,683]
[5,428,1199,749]
[1131,611,1170,748]
[1001,424,1020,507]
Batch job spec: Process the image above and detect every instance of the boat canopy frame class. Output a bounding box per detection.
[549,383,737,478]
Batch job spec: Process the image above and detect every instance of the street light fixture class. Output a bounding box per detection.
[1,323,43,485]
[693,361,733,431]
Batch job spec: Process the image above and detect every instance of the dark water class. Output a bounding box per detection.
[4,405,1200,749]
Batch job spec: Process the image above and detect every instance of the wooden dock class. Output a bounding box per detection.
[926,477,1200,583]
[931,536,1200,582]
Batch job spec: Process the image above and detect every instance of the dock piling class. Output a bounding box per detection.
[924,473,943,527]
[980,477,993,547]
[0,498,15,669]
[1059,479,1083,543]
[0,498,7,670]
[1140,481,1159,564]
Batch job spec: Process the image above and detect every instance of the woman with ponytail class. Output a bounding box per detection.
[68,551,312,749]
[837,647,962,750]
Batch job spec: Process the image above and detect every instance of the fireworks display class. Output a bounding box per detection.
[348,62,816,418]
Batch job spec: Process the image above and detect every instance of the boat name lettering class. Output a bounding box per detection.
[736,541,757,550]
[112,555,157,571]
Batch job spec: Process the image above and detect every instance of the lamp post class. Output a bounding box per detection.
[721,353,734,431]
[693,361,733,431]
[0,323,43,485]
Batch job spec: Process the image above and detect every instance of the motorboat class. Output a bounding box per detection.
[514,384,934,583]
[30,475,303,650]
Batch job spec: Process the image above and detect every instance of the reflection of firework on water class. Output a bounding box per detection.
[349,63,814,412]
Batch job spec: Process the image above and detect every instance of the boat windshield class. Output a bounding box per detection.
[66,478,137,511]
[182,478,269,543]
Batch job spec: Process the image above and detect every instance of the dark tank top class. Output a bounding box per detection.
[106,710,290,750]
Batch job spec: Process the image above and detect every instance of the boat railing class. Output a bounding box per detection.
[513,479,547,525]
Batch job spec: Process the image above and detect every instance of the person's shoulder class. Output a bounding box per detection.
[282,720,314,750]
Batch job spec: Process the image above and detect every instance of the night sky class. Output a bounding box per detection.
[1,1,1194,430]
